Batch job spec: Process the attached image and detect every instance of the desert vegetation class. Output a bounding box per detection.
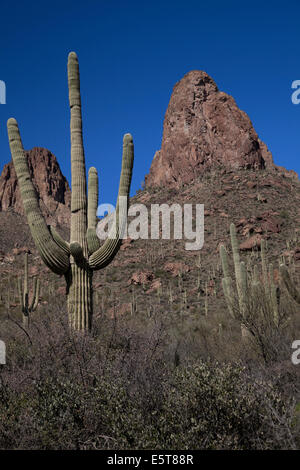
[0,222,300,449]
[1,166,300,449]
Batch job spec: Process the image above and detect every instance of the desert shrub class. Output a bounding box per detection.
[0,351,297,449]
[157,361,295,450]
[0,303,298,450]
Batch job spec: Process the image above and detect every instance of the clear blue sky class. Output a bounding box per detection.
[0,0,299,205]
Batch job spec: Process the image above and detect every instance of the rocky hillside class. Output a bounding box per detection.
[0,147,71,226]
[145,70,298,187]
[0,165,299,328]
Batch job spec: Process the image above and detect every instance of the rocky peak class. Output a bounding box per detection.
[0,147,71,226]
[145,70,279,187]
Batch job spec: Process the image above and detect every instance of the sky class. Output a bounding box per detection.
[0,0,300,205]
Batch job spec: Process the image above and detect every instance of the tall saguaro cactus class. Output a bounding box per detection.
[7,52,134,331]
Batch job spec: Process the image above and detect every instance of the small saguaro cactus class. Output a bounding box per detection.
[18,253,40,328]
[280,264,300,304]
[7,52,134,331]
[220,224,247,319]
[220,223,281,328]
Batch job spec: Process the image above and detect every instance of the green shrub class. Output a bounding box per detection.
[0,311,297,450]
[157,361,288,449]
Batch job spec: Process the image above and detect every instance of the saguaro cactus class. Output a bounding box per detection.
[220,223,281,327]
[18,253,40,328]
[280,264,300,304]
[7,52,134,331]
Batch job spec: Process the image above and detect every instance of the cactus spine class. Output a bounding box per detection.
[7,52,134,331]
[18,253,40,328]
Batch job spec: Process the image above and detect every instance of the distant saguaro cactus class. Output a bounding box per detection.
[7,52,134,331]
[18,253,40,328]
[220,223,281,328]
[280,264,300,304]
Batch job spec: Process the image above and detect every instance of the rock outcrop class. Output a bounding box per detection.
[145,70,296,187]
[0,147,70,226]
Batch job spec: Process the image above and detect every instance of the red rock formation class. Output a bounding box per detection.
[0,147,70,226]
[145,71,287,187]
[163,261,190,277]
[239,234,262,251]
[129,270,154,285]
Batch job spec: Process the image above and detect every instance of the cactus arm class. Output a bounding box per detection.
[24,252,28,307]
[31,278,40,312]
[280,264,300,304]
[221,227,247,319]
[220,244,236,317]
[89,133,134,270]
[29,277,36,311]
[18,277,24,312]
[240,261,247,297]
[239,261,248,317]
[48,226,70,255]
[30,278,40,311]
[230,223,241,283]
[87,167,98,228]
[251,265,261,297]
[261,240,267,279]
[261,239,269,296]
[269,264,279,326]
[87,167,100,254]
[221,277,235,318]
[86,229,100,255]
[7,119,70,274]
[220,245,230,278]
[68,52,88,249]
[252,264,259,283]
[35,279,40,310]
[230,223,244,313]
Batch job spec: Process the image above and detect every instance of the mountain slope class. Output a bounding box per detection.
[0,147,71,226]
